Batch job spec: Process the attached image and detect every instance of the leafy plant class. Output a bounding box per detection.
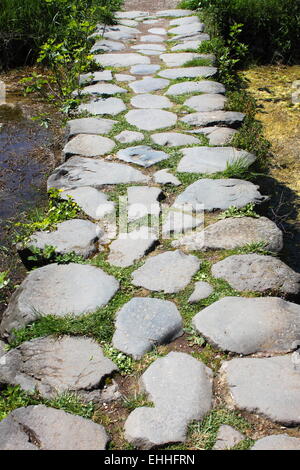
[103,345,135,375]
[219,203,260,219]
[0,271,10,290]
[26,245,85,265]
[122,393,154,411]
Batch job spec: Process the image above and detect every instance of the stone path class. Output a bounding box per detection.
[1,6,300,451]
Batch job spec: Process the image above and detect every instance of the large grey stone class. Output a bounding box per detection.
[78,97,126,116]
[0,341,6,358]
[129,78,169,94]
[117,145,169,168]
[0,336,117,398]
[207,127,238,145]
[102,31,135,41]
[175,178,267,212]
[188,281,213,303]
[166,80,225,96]
[94,53,150,67]
[160,53,211,67]
[0,405,109,450]
[185,93,226,112]
[47,157,149,191]
[170,16,201,26]
[66,117,116,137]
[213,425,245,450]
[169,23,204,36]
[172,216,283,252]
[131,94,172,109]
[136,50,162,56]
[171,41,203,52]
[252,435,300,450]
[79,70,113,85]
[159,67,217,79]
[0,263,119,338]
[108,227,158,268]
[153,169,181,186]
[96,24,139,36]
[25,219,101,258]
[220,355,300,425]
[140,35,165,43]
[125,109,177,131]
[181,111,245,128]
[113,298,183,358]
[116,11,150,20]
[211,254,300,295]
[156,10,194,17]
[124,352,212,449]
[127,186,163,220]
[119,19,139,27]
[177,147,256,174]
[170,32,210,42]
[132,43,166,52]
[60,187,115,220]
[90,40,125,53]
[114,73,135,82]
[193,296,300,355]
[151,132,199,147]
[132,250,200,293]
[148,28,166,35]
[79,83,127,96]
[63,134,115,158]
[130,64,160,75]
[115,130,144,143]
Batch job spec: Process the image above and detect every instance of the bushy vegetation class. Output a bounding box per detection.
[179,0,300,64]
[0,0,122,70]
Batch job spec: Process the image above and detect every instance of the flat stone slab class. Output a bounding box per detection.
[126,109,177,131]
[96,24,139,36]
[211,254,300,295]
[47,157,149,191]
[115,130,144,143]
[0,405,108,450]
[132,250,200,293]
[130,64,160,75]
[113,298,183,358]
[159,66,217,79]
[162,203,204,237]
[102,31,136,41]
[170,32,210,42]
[117,145,169,168]
[151,132,199,147]
[0,341,6,358]
[252,435,300,450]
[169,24,204,36]
[137,50,162,56]
[108,227,158,268]
[140,35,165,43]
[156,10,194,17]
[207,127,238,145]
[127,186,163,220]
[63,134,115,158]
[193,296,300,355]
[188,281,213,303]
[171,40,203,51]
[124,352,212,449]
[170,16,201,26]
[66,117,116,137]
[181,111,245,128]
[220,355,300,425]
[94,53,150,67]
[25,219,101,258]
[116,11,150,19]
[132,43,166,51]
[175,178,267,212]
[90,40,125,53]
[160,53,207,67]
[129,77,169,94]
[114,73,135,82]
[213,425,245,450]
[119,19,139,27]
[0,336,117,398]
[153,169,181,186]
[184,93,226,112]
[131,94,172,109]
[166,80,225,96]
[148,28,166,35]
[0,263,119,338]
[78,97,126,116]
[60,187,115,220]
[177,147,256,174]
[79,70,113,85]
[79,83,127,96]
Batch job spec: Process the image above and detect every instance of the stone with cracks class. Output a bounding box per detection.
[131,94,172,109]
[156,10,194,17]
[117,145,169,168]
[188,281,213,303]
[220,355,300,425]
[211,254,300,295]
[207,127,238,145]
[0,263,119,338]
[66,117,116,137]
[129,78,169,94]
[90,40,125,53]
[193,296,300,355]
[132,250,200,293]
[177,147,256,174]
[24,219,101,258]
[160,53,212,67]
[175,178,267,212]
[124,352,212,449]
[63,134,115,158]
[252,435,300,450]
[151,132,199,147]
[130,64,160,75]
[184,93,226,112]
[181,111,245,128]
[47,157,149,191]
[0,405,109,450]
[166,80,225,96]
[93,53,150,67]
[79,70,112,85]
[153,169,181,186]
[79,83,127,96]
[159,66,217,80]
[78,98,126,116]
[115,130,144,144]
[125,109,177,131]
[169,24,204,36]
[113,298,183,358]
[127,186,163,221]
[60,187,115,220]
[108,227,158,268]
[0,336,118,398]
[213,425,245,450]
